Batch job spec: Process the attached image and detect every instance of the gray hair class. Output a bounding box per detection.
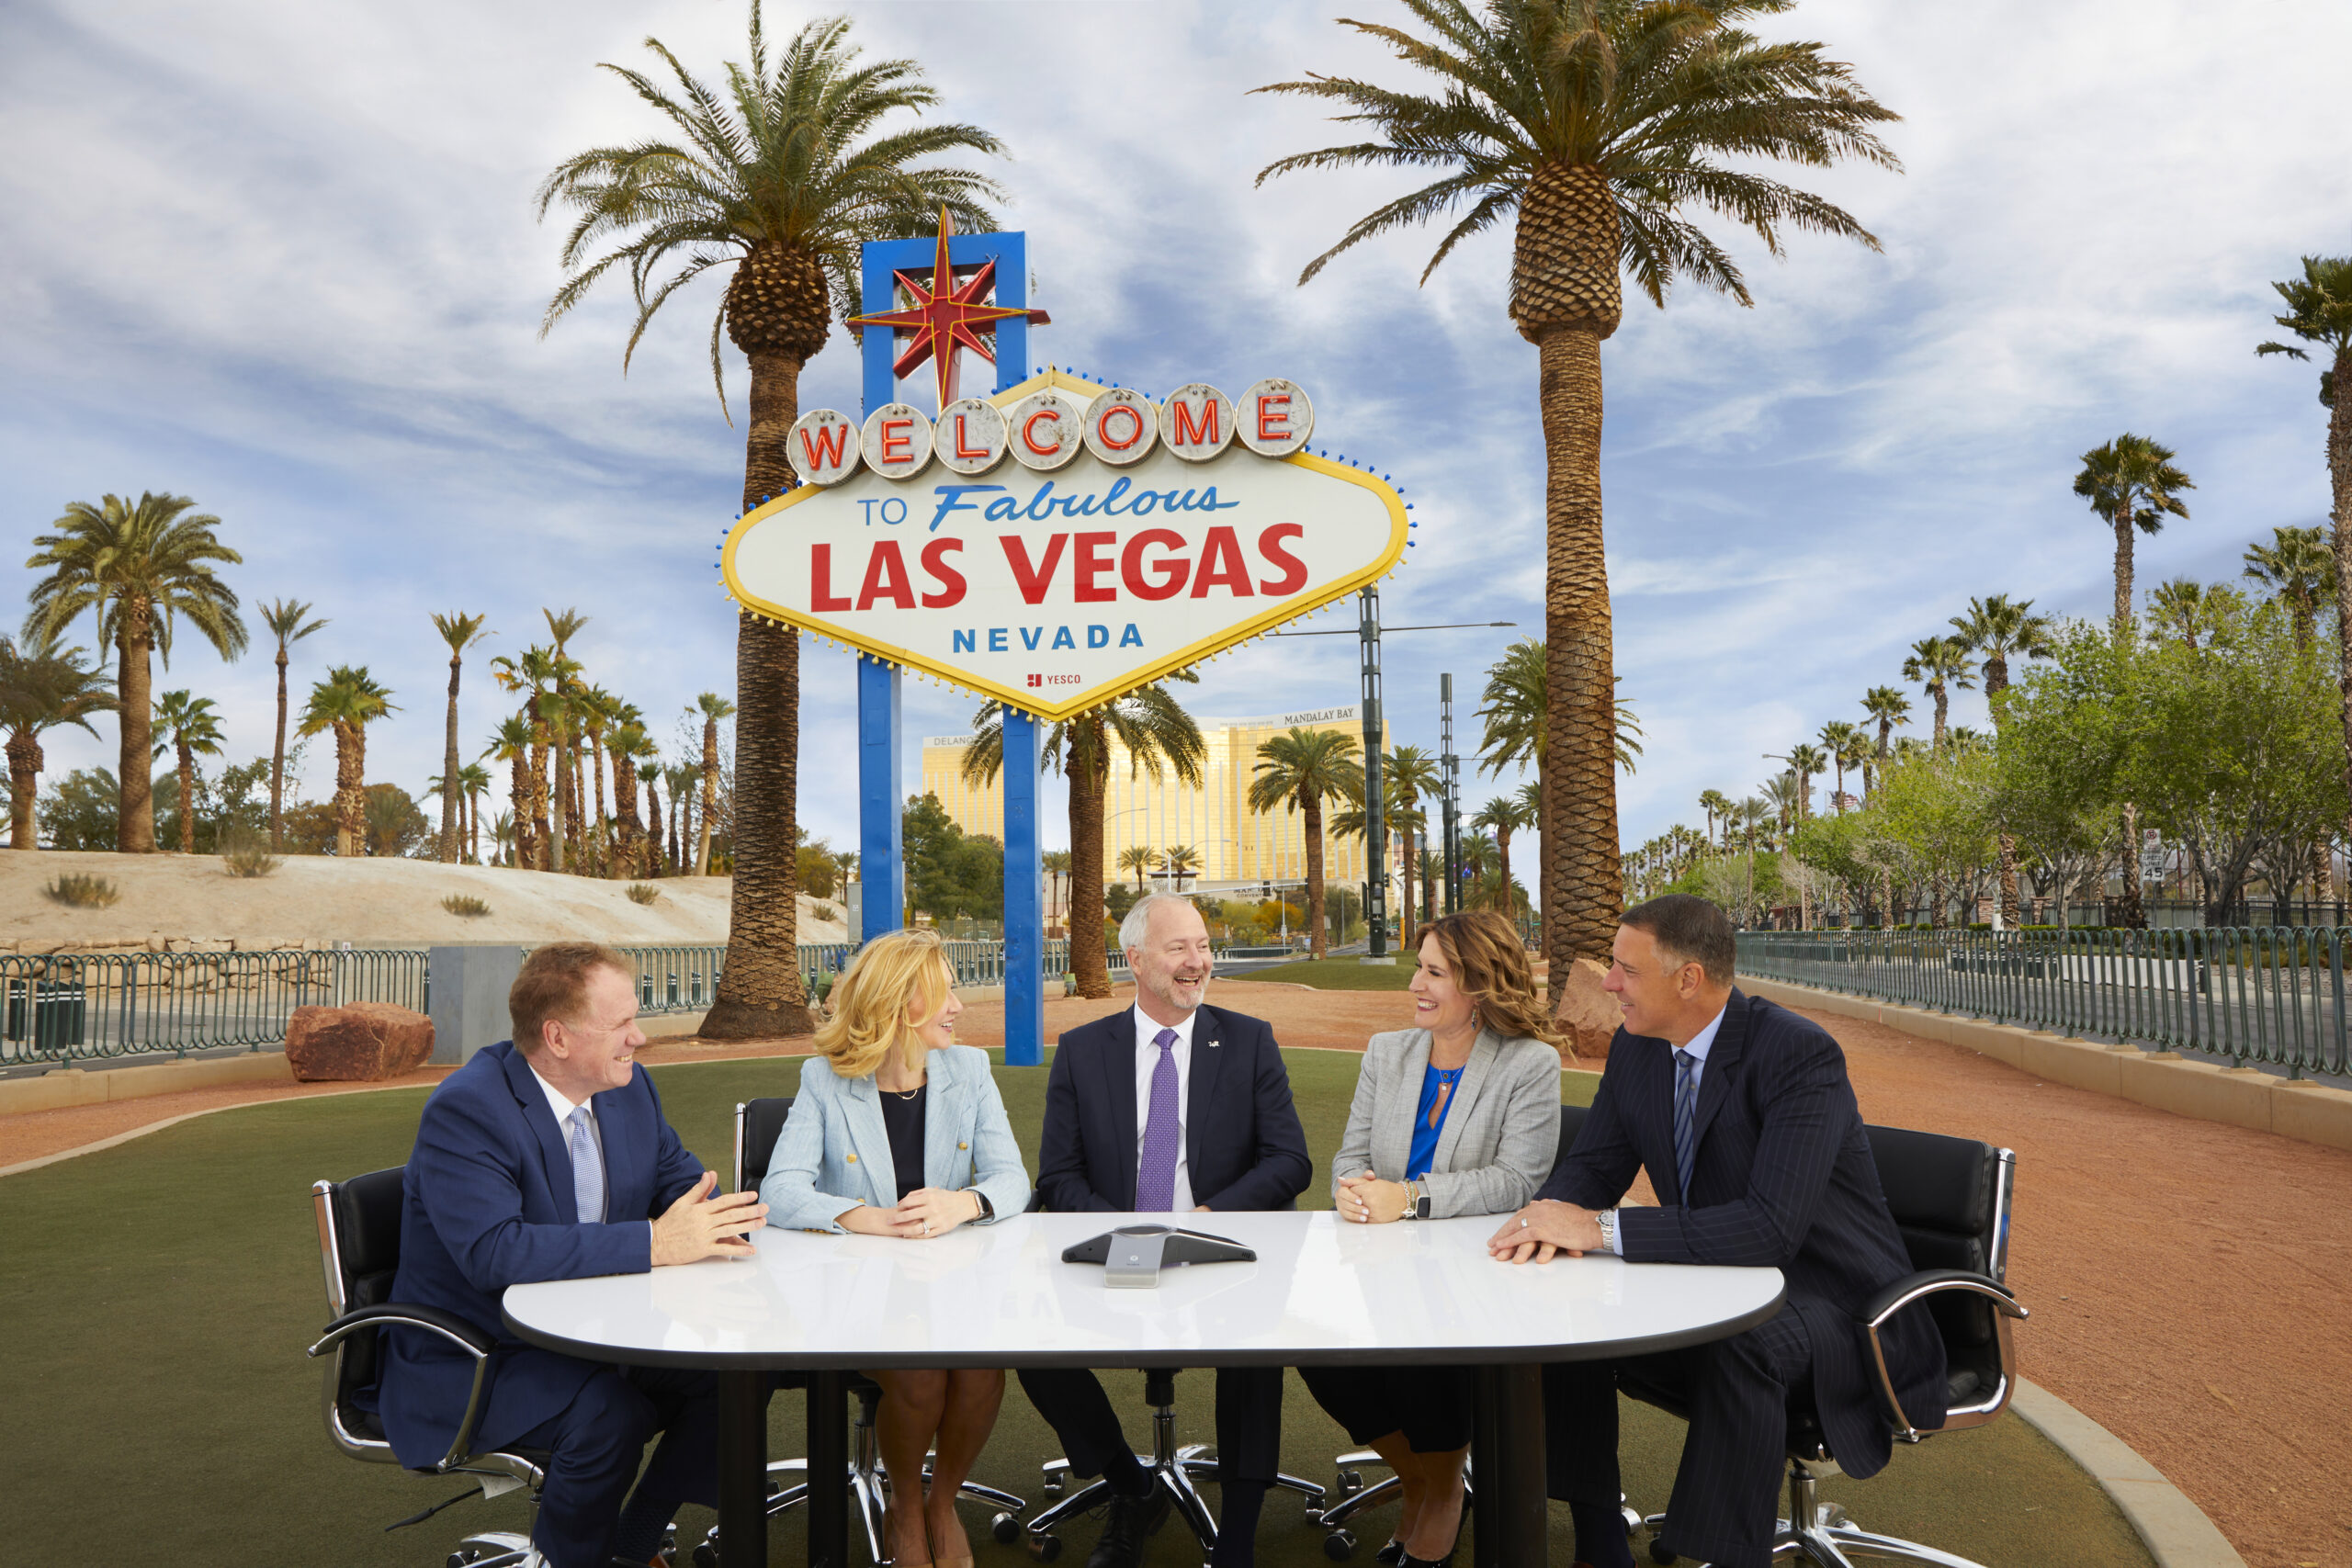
[1119,892,1197,955]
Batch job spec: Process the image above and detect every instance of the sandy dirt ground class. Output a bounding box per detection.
[5,980,2344,1565]
[1,851,849,949]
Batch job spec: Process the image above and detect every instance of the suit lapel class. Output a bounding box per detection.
[1685,991,1748,1183]
[841,1073,899,1207]
[1182,1005,1226,1182]
[1372,1031,1432,1179]
[591,1083,631,1220]
[1105,1012,1139,1208]
[1430,1029,1498,1171]
[922,1054,965,1187]
[503,1046,580,1224]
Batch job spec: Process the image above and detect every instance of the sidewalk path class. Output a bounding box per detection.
[6,979,2340,1565]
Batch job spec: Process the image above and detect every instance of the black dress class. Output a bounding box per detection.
[877,1083,927,1202]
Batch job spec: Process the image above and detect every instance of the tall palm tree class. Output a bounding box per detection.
[298,666,395,858]
[1859,684,1910,795]
[541,6,1008,1039]
[610,720,657,878]
[574,684,620,873]
[1332,790,1426,941]
[1781,744,1827,821]
[151,690,226,854]
[1949,593,2053,923]
[1473,792,1535,905]
[1815,722,1861,811]
[1117,844,1160,895]
[694,692,736,877]
[2242,525,2335,651]
[1248,725,1366,958]
[257,599,326,850]
[1041,848,1073,933]
[2144,579,2243,653]
[483,716,537,870]
[537,609,587,872]
[1259,0,1896,981]
[492,809,515,868]
[2074,435,2194,632]
[1,632,116,850]
[1902,637,1974,748]
[965,676,1205,997]
[1381,745,1443,948]
[430,612,491,863]
[667,761,701,875]
[1695,787,1732,848]
[1162,844,1203,892]
[22,491,246,852]
[2256,255,2352,829]
[457,761,493,863]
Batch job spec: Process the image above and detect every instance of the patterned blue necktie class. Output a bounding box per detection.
[567,1105,606,1224]
[1672,1049,1699,1206]
[1136,1028,1182,1211]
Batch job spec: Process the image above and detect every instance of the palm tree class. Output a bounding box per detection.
[1815,723,1861,812]
[541,7,1008,1039]
[537,609,587,871]
[483,715,537,870]
[457,761,493,863]
[1781,744,1827,822]
[430,612,491,863]
[1040,849,1073,933]
[1,632,116,850]
[1162,844,1203,892]
[1248,725,1366,958]
[2243,525,2335,651]
[1696,787,1733,848]
[297,666,395,858]
[1949,593,2053,923]
[1259,0,1896,981]
[1473,792,1534,907]
[1902,637,1975,748]
[693,692,736,877]
[1380,745,1444,948]
[1117,844,1159,895]
[964,676,1205,997]
[150,690,226,854]
[610,720,657,878]
[1859,684,1910,795]
[256,599,326,850]
[22,491,246,852]
[491,810,515,868]
[1332,790,1425,940]
[667,761,701,874]
[2074,435,2194,632]
[573,684,620,873]
[2144,579,2242,652]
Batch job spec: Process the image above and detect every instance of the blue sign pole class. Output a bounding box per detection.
[854,231,1044,1067]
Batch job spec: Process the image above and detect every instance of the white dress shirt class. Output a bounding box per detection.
[527,1061,650,1241]
[1132,1004,1196,1212]
[1600,1004,1726,1255]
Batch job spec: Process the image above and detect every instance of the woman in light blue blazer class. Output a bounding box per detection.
[762,929,1030,1568]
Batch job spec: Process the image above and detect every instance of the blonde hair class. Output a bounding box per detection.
[814,928,955,1080]
[1421,910,1566,1052]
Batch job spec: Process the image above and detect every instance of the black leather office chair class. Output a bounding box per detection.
[305,1168,583,1568]
[694,1097,1028,1568]
[1544,1100,2030,1568]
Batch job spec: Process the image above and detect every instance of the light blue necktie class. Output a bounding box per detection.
[1672,1049,1699,1205]
[567,1105,605,1224]
[1136,1029,1182,1211]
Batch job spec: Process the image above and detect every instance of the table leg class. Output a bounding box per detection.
[807,1370,849,1568]
[718,1370,768,1568]
[1471,1364,1546,1566]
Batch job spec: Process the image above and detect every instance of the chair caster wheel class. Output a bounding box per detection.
[1025,1532,1064,1562]
[1323,1529,1358,1560]
[1041,1476,1066,1496]
[1650,1542,1678,1564]
[1336,1469,1362,1494]
[693,1540,719,1568]
[991,1512,1023,1545]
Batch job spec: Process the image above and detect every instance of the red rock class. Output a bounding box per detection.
[286,1001,435,1081]
[1552,955,1623,1066]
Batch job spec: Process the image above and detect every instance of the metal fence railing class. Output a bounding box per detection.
[0,949,428,1066]
[1736,927,2352,1079]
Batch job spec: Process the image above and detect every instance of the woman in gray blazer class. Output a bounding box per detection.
[762,929,1030,1568]
[1306,909,1565,1568]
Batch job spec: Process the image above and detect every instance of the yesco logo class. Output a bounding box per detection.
[720,370,1409,721]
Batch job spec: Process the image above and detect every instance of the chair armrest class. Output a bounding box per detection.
[1857,1269,2029,1441]
[306,1303,500,1473]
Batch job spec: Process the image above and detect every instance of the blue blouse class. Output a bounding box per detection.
[1405,1062,1466,1180]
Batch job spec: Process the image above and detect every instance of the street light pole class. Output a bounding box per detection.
[1441,672,1461,916]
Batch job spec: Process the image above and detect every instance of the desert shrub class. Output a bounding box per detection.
[220,824,279,878]
[812,901,840,922]
[45,874,121,908]
[440,895,491,919]
[626,883,661,906]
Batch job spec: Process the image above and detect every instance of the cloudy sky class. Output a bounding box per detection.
[5,0,2346,876]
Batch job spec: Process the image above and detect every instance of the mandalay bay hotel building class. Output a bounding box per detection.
[920,704,1396,927]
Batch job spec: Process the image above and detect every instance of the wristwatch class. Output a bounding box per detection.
[1404,1180,1432,1222]
[1596,1208,1619,1255]
[967,1188,993,1223]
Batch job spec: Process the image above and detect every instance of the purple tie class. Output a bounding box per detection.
[1136,1027,1181,1211]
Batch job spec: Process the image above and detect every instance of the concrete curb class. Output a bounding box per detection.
[2011,1379,2246,1568]
[1740,976,2352,1154]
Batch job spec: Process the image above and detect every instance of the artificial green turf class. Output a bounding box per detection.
[0,1052,2150,1568]
[1226,958,1417,990]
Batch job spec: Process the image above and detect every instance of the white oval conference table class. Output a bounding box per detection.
[504,1210,1783,1568]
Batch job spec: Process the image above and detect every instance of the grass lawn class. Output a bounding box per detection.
[1227,957,1416,990]
[0,1050,2148,1567]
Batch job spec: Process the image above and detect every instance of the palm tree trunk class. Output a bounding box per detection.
[271,645,290,851]
[509,754,532,868]
[1400,820,1419,949]
[2112,506,2136,630]
[1069,723,1113,998]
[8,730,42,849]
[705,345,811,1038]
[615,756,643,879]
[1495,825,1513,914]
[440,654,462,863]
[1532,323,1623,980]
[334,720,365,857]
[1304,792,1328,959]
[177,740,197,854]
[548,722,569,873]
[116,598,156,853]
[698,716,720,876]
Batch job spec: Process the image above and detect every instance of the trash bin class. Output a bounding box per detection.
[6,980,87,1052]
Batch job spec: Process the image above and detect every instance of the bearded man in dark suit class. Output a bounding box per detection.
[1489,896,1946,1568]
[1023,893,1312,1568]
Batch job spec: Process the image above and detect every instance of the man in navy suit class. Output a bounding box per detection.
[381,942,768,1568]
[1023,893,1312,1568]
[1489,896,1945,1568]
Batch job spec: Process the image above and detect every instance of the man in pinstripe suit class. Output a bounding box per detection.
[1488,896,1946,1568]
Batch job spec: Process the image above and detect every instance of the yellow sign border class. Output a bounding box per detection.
[718,371,1408,720]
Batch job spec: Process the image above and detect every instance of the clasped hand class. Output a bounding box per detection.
[839,1186,983,1239]
[1486,1199,1605,1264]
[1334,1169,1408,1224]
[650,1171,767,1267]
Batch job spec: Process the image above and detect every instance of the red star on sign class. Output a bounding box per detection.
[847,206,1051,412]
